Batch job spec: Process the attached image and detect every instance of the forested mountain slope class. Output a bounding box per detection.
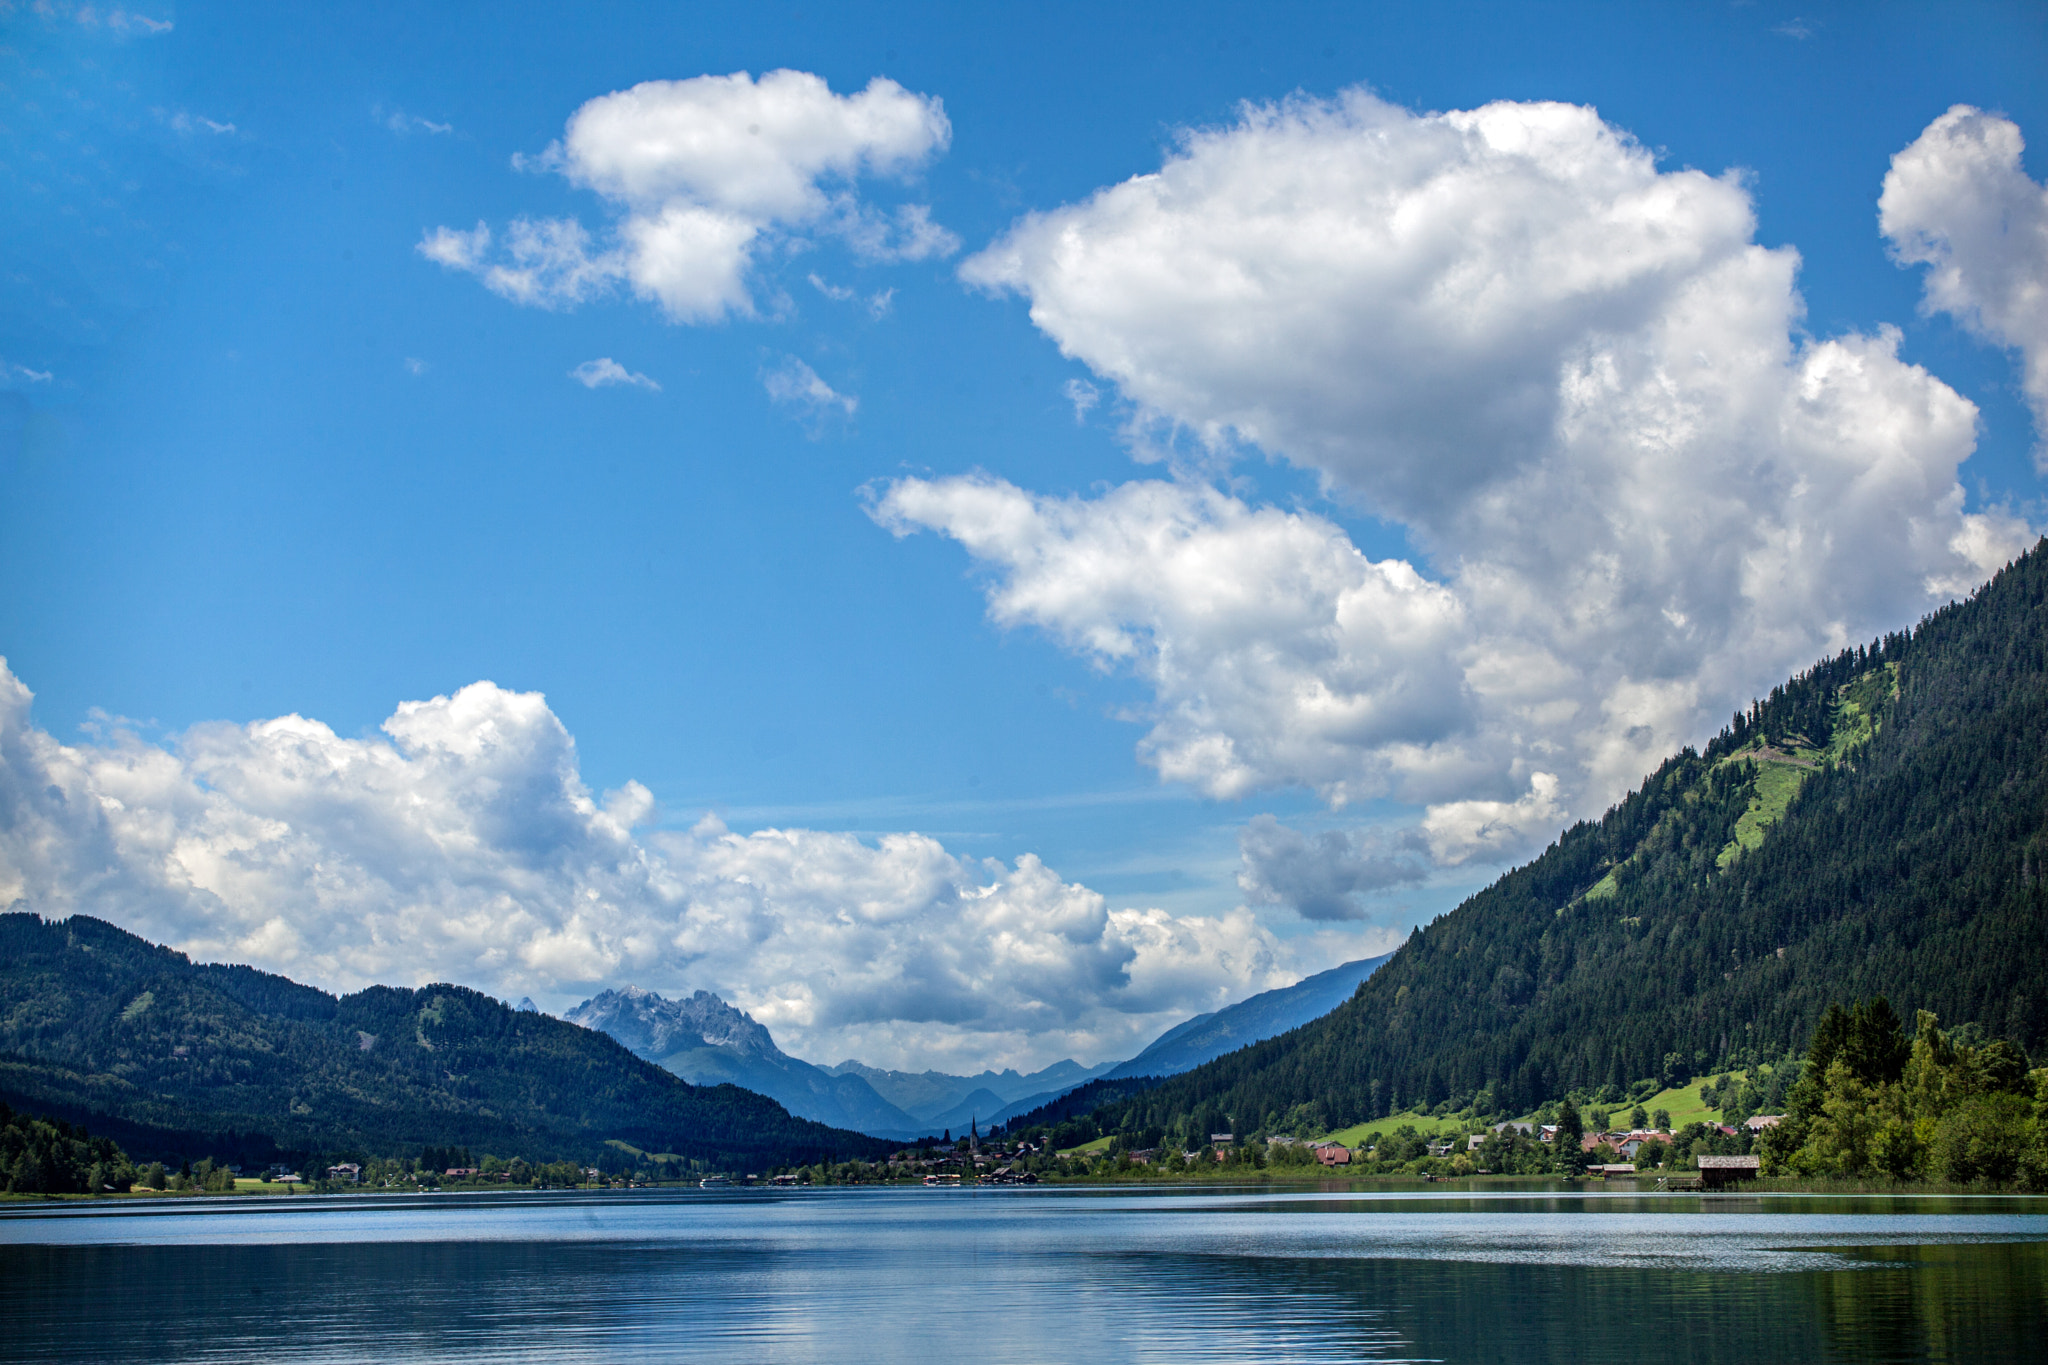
[0,914,886,1168]
[1100,541,2048,1136]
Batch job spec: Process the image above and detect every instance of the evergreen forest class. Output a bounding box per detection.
[0,1101,138,1195]
[1759,997,2047,1187]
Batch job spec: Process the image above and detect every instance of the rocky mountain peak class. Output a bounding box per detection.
[564,986,780,1061]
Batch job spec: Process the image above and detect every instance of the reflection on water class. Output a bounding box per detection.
[1,1187,2043,1363]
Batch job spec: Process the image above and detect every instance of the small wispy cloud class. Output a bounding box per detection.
[403,357,430,377]
[417,219,621,311]
[808,273,855,304]
[1772,16,1816,38]
[570,357,660,391]
[807,273,896,319]
[158,109,237,136]
[107,9,173,33]
[1063,377,1100,423]
[1,361,55,389]
[762,354,857,434]
[418,222,489,270]
[49,4,173,33]
[376,105,455,137]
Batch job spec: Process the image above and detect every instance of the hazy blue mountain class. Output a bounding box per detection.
[564,954,1394,1140]
[829,956,1401,1134]
[1100,953,1396,1081]
[911,1088,1013,1137]
[565,987,927,1138]
[824,1057,1111,1125]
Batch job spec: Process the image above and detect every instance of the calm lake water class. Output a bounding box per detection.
[2,1184,2045,1363]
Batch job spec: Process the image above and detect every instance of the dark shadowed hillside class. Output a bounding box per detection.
[0,914,887,1168]
[1085,541,2048,1136]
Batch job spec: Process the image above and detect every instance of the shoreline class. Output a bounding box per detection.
[11,1173,2046,1204]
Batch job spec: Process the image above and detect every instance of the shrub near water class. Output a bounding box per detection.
[1760,998,2048,1187]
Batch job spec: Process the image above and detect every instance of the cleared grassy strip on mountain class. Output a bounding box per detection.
[1718,760,1810,866]
[1717,664,1899,869]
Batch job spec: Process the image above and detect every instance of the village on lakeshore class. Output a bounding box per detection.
[2,1090,1786,1198]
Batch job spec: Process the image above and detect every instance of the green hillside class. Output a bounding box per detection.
[0,914,887,1170]
[1080,541,2048,1140]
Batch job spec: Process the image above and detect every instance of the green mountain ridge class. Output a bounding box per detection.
[0,913,888,1170]
[1078,540,2048,1139]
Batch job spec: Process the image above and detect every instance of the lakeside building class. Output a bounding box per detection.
[1698,1154,1762,1189]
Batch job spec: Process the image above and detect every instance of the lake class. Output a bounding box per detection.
[2,1184,2044,1362]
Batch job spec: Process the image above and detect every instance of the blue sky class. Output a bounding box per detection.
[3,0,2045,1070]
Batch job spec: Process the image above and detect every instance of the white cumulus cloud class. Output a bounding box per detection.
[1881,105,2048,466]
[886,93,2033,868]
[570,357,660,391]
[419,69,953,323]
[0,660,1310,1072]
[872,475,1470,807]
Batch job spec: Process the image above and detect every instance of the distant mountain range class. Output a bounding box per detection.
[565,951,1393,1138]
[0,914,884,1170]
[0,894,1393,1167]
[561,986,1098,1138]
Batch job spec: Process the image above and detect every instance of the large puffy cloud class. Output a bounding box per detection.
[1881,105,2048,465]
[420,70,955,322]
[962,92,1766,517]
[0,660,1302,1071]
[889,94,2032,863]
[872,475,1469,806]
